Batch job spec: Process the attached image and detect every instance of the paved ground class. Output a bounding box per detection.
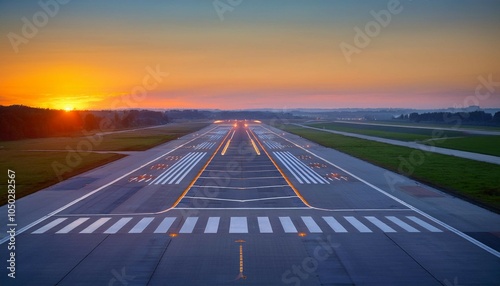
[296,124,500,165]
[1,122,499,285]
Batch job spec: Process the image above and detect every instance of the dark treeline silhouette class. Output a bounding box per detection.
[395,111,500,125]
[0,105,169,141]
[164,109,297,121]
[0,106,299,141]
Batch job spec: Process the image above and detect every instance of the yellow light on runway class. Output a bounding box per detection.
[221,139,231,156]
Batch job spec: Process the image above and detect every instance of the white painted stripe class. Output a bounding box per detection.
[344,216,372,233]
[257,217,273,233]
[154,217,176,233]
[80,218,112,234]
[281,152,318,184]
[204,217,220,234]
[407,216,442,232]
[365,216,396,233]
[277,151,310,183]
[322,217,348,233]
[301,216,322,233]
[159,153,200,184]
[284,151,329,184]
[32,218,67,234]
[230,217,248,233]
[169,152,205,184]
[283,151,323,184]
[56,218,89,234]
[386,216,419,233]
[151,153,196,185]
[279,217,298,233]
[152,153,196,184]
[104,218,132,234]
[166,153,201,184]
[129,217,155,233]
[179,217,198,233]
[174,153,206,184]
[274,152,305,183]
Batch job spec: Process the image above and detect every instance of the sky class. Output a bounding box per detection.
[1,0,499,110]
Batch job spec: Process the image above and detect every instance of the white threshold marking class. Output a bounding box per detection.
[154,217,176,234]
[386,216,419,233]
[230,217,248,233]
[129,217,154,233]
[322,217,348,233]
[0,126,221,245]
[264,126,500,258]
[80,218,112,234]
[302,216,322,233]
[204,217,221,234]
[32,218,67,234]
[180,217,198,233]
[407,216,442,233]
[104,218,132,234]
[279,217,297,233]
[365,216,396,233]
[173,153,207,184]
[344,216,372,233]
[56,218,90,234]
[258,217,273,233]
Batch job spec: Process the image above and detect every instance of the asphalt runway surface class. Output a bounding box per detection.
[1,122,499,285]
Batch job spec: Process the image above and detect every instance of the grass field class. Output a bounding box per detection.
[0,151,125,206]
[307,122,470,141]
[422,136,500,157]
[365,120,500,132]
[0,122,210,151]
[280,124,500,212]
[0,122,211,205]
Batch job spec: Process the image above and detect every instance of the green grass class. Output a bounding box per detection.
[0,122,211,205]
[281,125,500,212]
[0,151,125,206]
[0,122,210,151]
[422,136,500,157]
[370,120,500,131]
[307,122,469,142]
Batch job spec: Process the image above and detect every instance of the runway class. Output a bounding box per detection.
[1,122,499,285]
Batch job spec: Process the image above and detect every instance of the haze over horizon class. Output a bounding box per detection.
[1,0,499,111]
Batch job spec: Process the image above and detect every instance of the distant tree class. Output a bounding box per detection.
[84,113,100,131]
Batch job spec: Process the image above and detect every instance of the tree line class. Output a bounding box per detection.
[0,105,169,141]
[395,111,500,125]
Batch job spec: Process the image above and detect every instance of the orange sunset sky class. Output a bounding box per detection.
[1,1,500,110]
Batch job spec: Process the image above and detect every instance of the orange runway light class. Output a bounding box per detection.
[169,233,178,238]
[298,232,307,237]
